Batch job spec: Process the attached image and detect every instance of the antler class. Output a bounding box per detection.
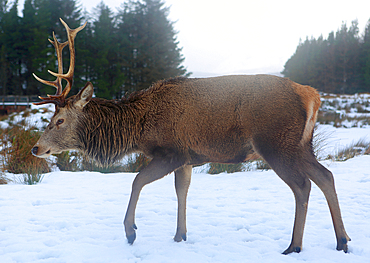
[33,18,87,106]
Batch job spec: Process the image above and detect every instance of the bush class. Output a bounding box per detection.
[208,162,244,174]
[0,174,8,184]
[255,159,271,170]
[81,158,127,173]
[55,151,81,172]
[123,153,151,172]
[365,147,370,155]
[312,125,334,160]
[334,138,370,161]
[0,125,50,184]
[55,150,129,173]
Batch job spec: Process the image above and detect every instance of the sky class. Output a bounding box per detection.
[18,0,370,77]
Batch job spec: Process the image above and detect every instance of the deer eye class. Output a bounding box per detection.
[56,119,64,125]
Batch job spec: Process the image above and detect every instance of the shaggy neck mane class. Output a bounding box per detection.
[73,78,182,166]
[76,96,145,166]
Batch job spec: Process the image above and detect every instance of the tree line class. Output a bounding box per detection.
[282,19,370,94]
[0,0,188,99]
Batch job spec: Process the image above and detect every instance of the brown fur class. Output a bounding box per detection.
[32,74,350,254]
[78,75,308,166]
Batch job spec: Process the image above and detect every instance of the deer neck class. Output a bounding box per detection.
[77,97,145,166]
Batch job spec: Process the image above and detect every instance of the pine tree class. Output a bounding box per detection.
[21,0,83,96]
[22,0,47,95]
[0,0,10,95]
[361,19,370,91]
[89,1,123,99]
[322,31,336,93]
[1,0,23,95]
[0,0,188,97]
[117,0,188,93]
[282,19,368,94]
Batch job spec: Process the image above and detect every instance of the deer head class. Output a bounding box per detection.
[32,19,93,158]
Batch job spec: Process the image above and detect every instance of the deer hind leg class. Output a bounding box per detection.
[273,164,312,254]
[305,154,350,252]
[254,142,312,254]
[174,164,192,242]
[281,175,311,254]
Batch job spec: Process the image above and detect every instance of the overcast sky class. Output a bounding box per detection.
[19,0,370,77]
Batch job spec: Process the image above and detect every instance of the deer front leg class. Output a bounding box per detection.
[124,157,185,244]
[174,165,192,242]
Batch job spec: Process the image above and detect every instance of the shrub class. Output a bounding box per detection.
[312,125,334,160]
[0,125,50,184]
[208,162,244,174]
[317,111,341,126]
[365,147,370,155]
[81,158,127,173]
[334,138,370,161]
[55,150,128,173]
[55,151,81,172]
[255,159,271,170]
[123,153,151,172]
[0,174,8,184]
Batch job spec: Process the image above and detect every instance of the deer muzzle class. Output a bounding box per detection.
[31,146,51,158]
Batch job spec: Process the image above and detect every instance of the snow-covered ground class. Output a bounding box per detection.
[0,101,369,262]
[315,125,369,159]
[1,139,370,262]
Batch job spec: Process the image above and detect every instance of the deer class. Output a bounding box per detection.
[31,19,350,254]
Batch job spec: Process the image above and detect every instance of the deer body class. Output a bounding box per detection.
[120,75,313,165]
[31,20,350,254]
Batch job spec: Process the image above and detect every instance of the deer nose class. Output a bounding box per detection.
[31,146,39,156]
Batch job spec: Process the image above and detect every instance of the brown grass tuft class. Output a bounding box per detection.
[334,138,370,161]
[0,125,50,184]
[0,175,8,184]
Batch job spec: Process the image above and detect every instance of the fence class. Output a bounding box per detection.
[0,95,40,115]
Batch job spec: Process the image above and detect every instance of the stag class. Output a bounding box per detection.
[32,19,350,254]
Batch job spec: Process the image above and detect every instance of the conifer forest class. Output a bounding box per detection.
[0,0,188,99]
[282,20,370,94]
[1,0,370,98]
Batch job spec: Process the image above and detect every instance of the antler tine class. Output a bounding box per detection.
[48,18,87,99]
[49,31,68,95]
[33,19,87,107]
[32,32,68,96]
[33,97,62,106]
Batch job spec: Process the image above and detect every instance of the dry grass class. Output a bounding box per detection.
[365,147,370,155]
[0,125,50,184]
[317,111,370,127]
[123,154,151,173]
[0,174,8,184]
[208,163,244,174]
[333,138,370,161]
[55,151,82,172]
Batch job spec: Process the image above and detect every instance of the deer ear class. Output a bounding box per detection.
[75,82,93,109]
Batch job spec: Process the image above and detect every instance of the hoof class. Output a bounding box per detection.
[126,224,137,245]
[282,246,301,255]
[336,236,351,253]
[174,233,187,242]
[127,232,136,245]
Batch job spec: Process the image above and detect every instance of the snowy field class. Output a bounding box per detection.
[1,124,370,262]
[315,125,369,159]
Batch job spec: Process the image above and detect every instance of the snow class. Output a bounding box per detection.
[1,153,370,262]
[315,125,369,159]
[1,101,369,263]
